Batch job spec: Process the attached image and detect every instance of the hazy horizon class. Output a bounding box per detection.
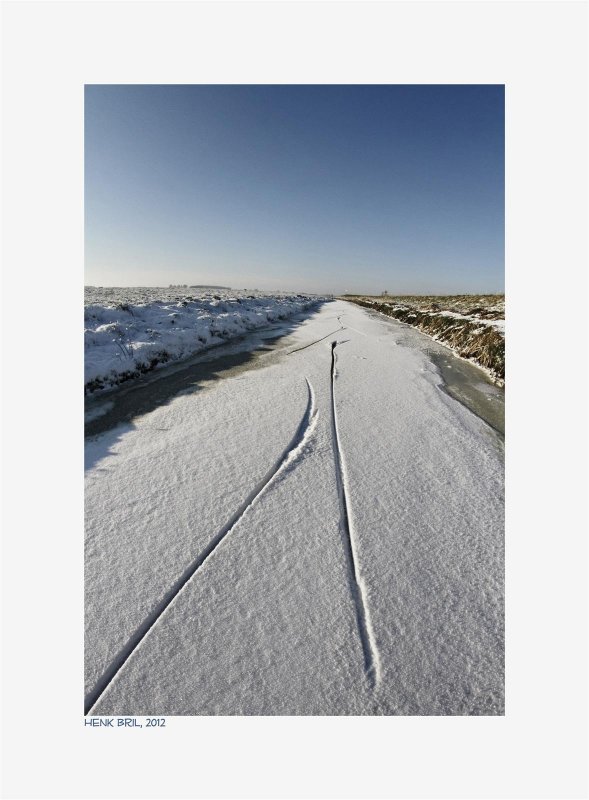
[84,282,504,296]
[85,85,504,295]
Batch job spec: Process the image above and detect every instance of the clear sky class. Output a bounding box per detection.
[85,84,504,294]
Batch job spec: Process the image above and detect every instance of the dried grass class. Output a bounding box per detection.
[343,296,505,384]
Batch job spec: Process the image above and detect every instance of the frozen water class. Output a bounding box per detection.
[85,301,503,715]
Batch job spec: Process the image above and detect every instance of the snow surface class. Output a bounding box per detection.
[85,300,504,715]
[84,290,326,392]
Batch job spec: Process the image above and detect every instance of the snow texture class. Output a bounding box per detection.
[85,300,504,715]
[84,289,326,393]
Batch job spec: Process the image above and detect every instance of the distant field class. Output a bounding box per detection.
[341,294,505,383]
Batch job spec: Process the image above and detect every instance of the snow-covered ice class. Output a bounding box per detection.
[85,300,503,715]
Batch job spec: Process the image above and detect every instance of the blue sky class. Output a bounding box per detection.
[85,85,504,294]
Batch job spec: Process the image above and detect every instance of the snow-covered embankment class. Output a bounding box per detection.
[85,292,326,394]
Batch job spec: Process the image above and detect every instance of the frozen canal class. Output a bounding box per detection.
[85,300,504,715]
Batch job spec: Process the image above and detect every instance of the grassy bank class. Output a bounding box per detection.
[342,295,505,384]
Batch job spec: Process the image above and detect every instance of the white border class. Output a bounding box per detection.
[2,1,588,798]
